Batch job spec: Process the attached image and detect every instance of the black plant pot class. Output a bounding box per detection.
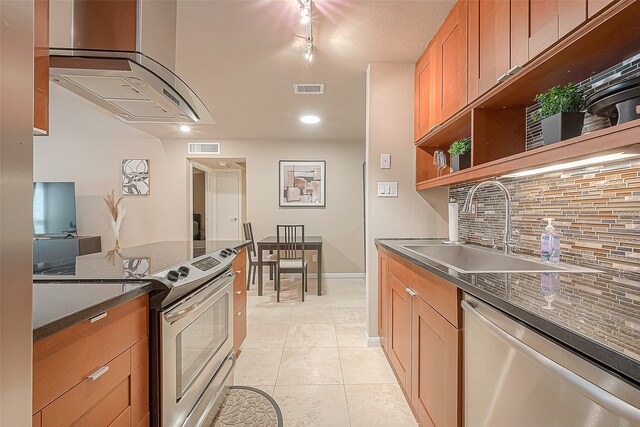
[450,152,471,172]
[541,112,585,145]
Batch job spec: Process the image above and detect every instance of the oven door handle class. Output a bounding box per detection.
[164,273,233,324]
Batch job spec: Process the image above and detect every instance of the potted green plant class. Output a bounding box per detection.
[534,83,585,145]
[448,138,471,172]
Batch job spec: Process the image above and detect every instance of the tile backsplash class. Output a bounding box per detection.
[449,158,640,281]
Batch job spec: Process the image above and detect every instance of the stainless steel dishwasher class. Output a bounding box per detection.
[462,295,640,427]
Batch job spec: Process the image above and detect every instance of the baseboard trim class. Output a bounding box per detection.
[365,331,381,347]
[309,272,365,279]
[259,272,365,279]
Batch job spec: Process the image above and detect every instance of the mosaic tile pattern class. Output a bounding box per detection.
[527,53,640,150]
[450,158,640,279]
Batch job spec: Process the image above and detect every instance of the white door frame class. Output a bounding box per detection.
[188,161,243,242]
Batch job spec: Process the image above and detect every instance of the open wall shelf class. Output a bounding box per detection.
[415,0,640,189]
[416,120,640,190]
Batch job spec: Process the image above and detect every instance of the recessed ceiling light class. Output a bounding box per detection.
[300,115,320,124]
[180,125,191,133]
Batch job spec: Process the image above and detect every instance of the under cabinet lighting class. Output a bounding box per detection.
[180,125,191,133]
[502,152,640,178]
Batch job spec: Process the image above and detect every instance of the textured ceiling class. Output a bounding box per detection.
[142,0,455,140]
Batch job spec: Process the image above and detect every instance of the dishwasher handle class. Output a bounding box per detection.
[461,300,640,424]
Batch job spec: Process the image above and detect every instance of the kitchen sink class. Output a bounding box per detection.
[400,244,598,274]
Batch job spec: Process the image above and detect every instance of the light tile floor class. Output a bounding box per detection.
[235,275,418,427]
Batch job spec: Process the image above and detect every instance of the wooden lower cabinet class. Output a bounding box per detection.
[388,274,413,390]
[411,297,461,427]
[33,295,149,427]
[379,249,462,427]
[232,247,248,355]
[378,247,389,349]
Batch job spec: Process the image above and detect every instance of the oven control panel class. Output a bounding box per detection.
[192,256,221,271]
[151,248,236,287]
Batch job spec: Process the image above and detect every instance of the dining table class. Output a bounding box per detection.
[255,235,323,297]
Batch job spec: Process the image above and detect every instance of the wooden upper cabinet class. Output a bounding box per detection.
[34,0,50,136]
[468,0,511,100]
[411,296,461,427]
[415,45,436,142]
[435,0,468,124]
[511,0,587,63]
[588,0,616,18]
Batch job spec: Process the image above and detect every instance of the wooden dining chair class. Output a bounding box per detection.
[243,222,277,290]
[275,225,308,302]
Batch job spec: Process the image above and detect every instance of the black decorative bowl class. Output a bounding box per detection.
[585,76,640,125]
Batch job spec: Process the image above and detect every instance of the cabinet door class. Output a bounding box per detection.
[513,0,587,61]
[435,0,468,124]
[34,0,49,136]
[387,274,413,390]
[588,0,615,17]
[411,297,461,427]
[415,45,436,141]
[468,0,511,100]
[378,249,389,350]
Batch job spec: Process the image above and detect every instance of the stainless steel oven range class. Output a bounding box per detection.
[148,248,238,427]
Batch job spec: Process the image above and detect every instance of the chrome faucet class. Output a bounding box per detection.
[462,181,519,254]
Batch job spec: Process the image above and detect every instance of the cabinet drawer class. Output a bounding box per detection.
[233,266,246,293]
[233,305,247,355]
[41,349,131,427]
[109,407,131,427]
[232,247,246,272]
[389,253,461,328]
[233,279,247,313]
[34,295,148,412]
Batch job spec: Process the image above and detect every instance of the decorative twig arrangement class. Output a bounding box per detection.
[104,189,125,250]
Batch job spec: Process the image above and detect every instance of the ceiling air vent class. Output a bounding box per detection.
[293,83,325,95]
[188,142,220,155]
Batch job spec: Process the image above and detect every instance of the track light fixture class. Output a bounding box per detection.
[299,0,313,63]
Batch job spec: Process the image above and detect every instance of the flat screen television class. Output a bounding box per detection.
[33,182,77,236]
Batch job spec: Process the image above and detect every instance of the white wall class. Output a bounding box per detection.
[34,88,187,250]
[365,63,448,340]
[36,88,365,273]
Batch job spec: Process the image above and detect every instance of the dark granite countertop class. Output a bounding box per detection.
[376,238,640,387]
[33,240,250,342]
[33,281,152,342]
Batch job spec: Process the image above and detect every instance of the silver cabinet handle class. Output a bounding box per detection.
[87,365,109,381]
[90,312,107,323]
[230,217,238,222]
[461,300,640,423]
[405,287,417,297]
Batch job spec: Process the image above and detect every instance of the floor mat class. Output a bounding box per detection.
[213,386,283,427]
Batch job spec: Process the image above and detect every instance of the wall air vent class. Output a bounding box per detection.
[188,142,220,155]
[293,84,325,95]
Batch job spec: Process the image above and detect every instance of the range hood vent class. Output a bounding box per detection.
[49,0,213,126]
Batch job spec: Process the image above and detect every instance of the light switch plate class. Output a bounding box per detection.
[380,154,391,169]
[377,181,398,197]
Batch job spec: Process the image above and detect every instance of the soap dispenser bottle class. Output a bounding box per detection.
[541,218,561,263]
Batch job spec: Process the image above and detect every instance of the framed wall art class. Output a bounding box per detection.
[279,160,325,207]
[122,159,150,196]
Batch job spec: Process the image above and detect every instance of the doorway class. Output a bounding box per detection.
[189,159,246,242]
[192,166,206,240]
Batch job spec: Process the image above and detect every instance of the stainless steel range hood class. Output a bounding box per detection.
[49,0,213,125]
